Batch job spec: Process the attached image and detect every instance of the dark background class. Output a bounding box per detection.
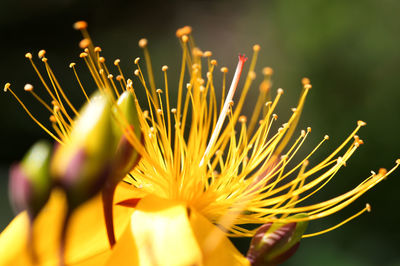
[1,0,399,265]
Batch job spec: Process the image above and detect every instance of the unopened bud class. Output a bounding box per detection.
[51,93,116,208]
[246,213,309,265]
[9,140,52,218]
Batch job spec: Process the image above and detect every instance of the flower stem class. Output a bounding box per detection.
[102,183,117,248]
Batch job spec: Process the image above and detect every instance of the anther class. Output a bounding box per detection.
[324,135,329,140]
[138,38,148,48]
[197,78,205,85]
[69,62,76,68]
[176,26,192,38]
[134,69,140,76]
[378,168,387,175]
[220,67,228,73]
[304,84,312,90]
[366,203,371,212]
[301,130,306,137]
[162,65,168,71]
[107,74,113,79]
[99,57,105,63]
[211,59,217,65]
[49,115,57,123]
[262,67,273,76]
[396,159,400,165]
[199,86,205,92]
[171,108,177,114]
[229,100,234,106]
[116,75,123,81]
[84,48,89,53]
[291,108,297,112]
[186,83,192,90]
[4,83,10,92]
[272,114,278,120]
[203,51,212,57]
[182,35,189,43]
[253,44,261,52]
[192,48,203,57]
[38,50,46,59]
[301,77,310,85]
[73,21,88,30]
[94,47,102,53]
[25,53,33,59]
[79,39,90,49]
[143,110,149,118]
[277,88,284,95]
[357,120,367,127]
[134,57,140,64]
[24,84,34,91]
[114,59,120,66]
[307,127,311,132]
[248,71,256,80]
[239,115,247,123]
[265,101,272,106]
[99,69,104,75]
[157,109,163,115]
[156,89,163,93]
[207,72,212,79]
[371,170,376,176]
[79,52,88,58]
[41,58,48,63]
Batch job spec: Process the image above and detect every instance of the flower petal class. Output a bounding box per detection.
[0,182,142,265]
[130,195,202,265]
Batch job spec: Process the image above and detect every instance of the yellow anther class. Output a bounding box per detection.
[162,65,168,71]
[357,120,367,127]
[307,127,312,132]
[24,84,33,91]
[192,47,203,57]
[99,69,104,75]
[324,135,330,140]
[79,52,88,58]
[94,47,102,53]
[277,88,284,95]
[262,67,273,76]
[156,89,163,93]
[25,53,33,59]
[366,203,371,212]
[41,58,48,63]
[49,115,57,123]
[291,108,297,112]
[304,84,312,90]
[265,101,272,106]
[253,44,261,51]
[134,69,140,76]
[171,108,177,114]
[143,110,149,118]
[211,59,217,65]
[186,83,192,89]
[203,51,212,57]
[197,78,205,85]
[73,21,88,30]
[248,71,256,80]
[176,26,192,38]
[272,114,278,120]
[4,83,11,92]
[301,130,306,137]
[138,38,148,48]
[134,57,140,64]
[220,67,228,73]
[378,168,387,175]
[38,50,46,59]
[181,35,189,43]
[84,48,89,53]
[69,62,76,68]
[116,75,123,81]
[199,86,205,92]
[157,109,163,115]
[302,77,310,85]
[114,59,120,66]
[99,57,105,63]
[107,74,113,79]
[79,39,90,49]
[239,115,247,123]
[396,159,400,164]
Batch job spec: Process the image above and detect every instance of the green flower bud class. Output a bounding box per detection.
[9,140,52,218]
[111,90,142,180]
[246,213,309,266]
[51,93,116,208]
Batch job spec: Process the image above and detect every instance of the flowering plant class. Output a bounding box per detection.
[1,21,398,266]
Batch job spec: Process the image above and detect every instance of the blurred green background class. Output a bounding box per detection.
[1,0,399,265]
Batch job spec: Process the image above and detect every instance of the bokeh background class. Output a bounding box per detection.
[1,0,399,265]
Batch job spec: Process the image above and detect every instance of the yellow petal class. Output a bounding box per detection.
[189,209,250,266]
[130,195,202,266]
[0,182,142,266]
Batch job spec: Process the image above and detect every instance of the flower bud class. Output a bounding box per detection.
[111,90,142,180]
[9,140,52,218]
[246,213,309,266]
[51,93,116,208]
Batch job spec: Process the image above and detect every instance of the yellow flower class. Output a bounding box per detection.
[1,21,399,265]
